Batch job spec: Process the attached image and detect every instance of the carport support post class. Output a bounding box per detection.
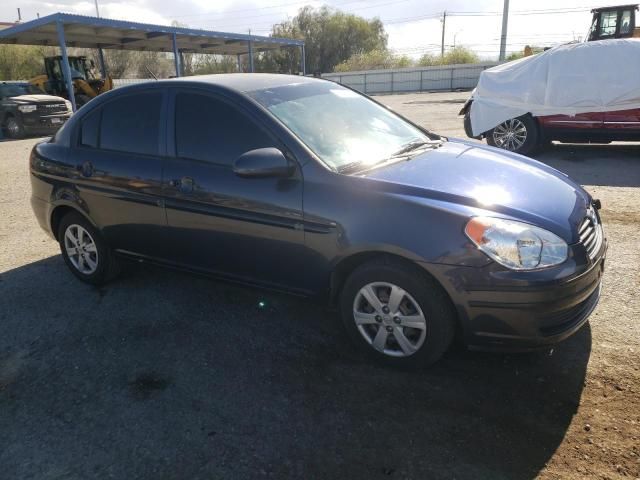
[97,46,106,78]
[300,44,306,75]
[56,21,76,112]
[172,33,181,77]
[248,39,255,73]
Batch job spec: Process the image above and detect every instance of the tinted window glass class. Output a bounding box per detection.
[100,92,162,155]
[175,92,274,165]
[80,109,100,148]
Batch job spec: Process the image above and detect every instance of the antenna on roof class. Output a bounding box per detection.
[16,8,22,22]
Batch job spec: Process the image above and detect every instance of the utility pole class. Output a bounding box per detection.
[441,11,447,59]
[499,0,509,61]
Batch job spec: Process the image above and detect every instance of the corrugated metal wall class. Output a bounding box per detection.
[321,62,499,94]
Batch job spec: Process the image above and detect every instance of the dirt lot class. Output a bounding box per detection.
[1,91,638,480]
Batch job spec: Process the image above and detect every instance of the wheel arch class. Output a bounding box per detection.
[329,251,455,311]
[329,251,464,344]
[50,203,97,241]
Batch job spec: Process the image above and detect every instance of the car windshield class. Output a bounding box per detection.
[0,83,43,98]
[248,81,437,171]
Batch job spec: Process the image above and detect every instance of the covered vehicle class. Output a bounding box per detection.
[460,39,640,155]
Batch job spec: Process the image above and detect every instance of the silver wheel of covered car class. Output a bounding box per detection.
[64,224,99,274]
[486,114,539,156]
[492,118,528,151]
[353,282,427,357]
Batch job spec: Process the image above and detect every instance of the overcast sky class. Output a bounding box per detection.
[0,0,630,59]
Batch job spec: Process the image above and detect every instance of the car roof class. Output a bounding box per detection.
[164,73,325,93]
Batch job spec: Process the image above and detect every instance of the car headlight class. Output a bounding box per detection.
[18,104,37,113]
[465,216,568,270]
[64,100,72,112]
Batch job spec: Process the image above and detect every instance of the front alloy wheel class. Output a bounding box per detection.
[486,114,539,156]
[340,258,455,368]
[353,282,427,357]
[492,118,528,151]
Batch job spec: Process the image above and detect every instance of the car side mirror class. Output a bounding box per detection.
[233,148,294,178]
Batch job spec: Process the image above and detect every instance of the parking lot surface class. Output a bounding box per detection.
[1,91,638,479]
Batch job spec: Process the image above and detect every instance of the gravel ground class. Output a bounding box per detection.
[0,92,638,479]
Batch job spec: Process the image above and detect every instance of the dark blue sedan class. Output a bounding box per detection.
[29,74,606,367]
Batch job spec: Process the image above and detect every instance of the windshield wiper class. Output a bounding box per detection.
[338,139,440,174]
[390,139,433,157]
[338,161,367,174]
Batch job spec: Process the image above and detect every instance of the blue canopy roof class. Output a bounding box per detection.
[0,12,303,55]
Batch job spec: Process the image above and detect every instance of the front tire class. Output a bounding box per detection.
[486,114,539,156]
[339,258,455,368]
[5,115,25,139]
[57,212,120,285]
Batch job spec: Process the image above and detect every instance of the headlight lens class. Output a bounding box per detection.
[18,104,37,113]
[465,216,568,270]
[64,100,72,112]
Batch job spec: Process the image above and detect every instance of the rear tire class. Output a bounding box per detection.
[486,114,539,156]
[339,258,455,368]
[5,115,25,139]
[57,212,120,285]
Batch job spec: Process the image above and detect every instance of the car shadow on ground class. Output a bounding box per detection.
[534,143,640,188]
[0,256,591,479]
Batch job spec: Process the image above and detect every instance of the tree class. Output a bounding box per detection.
[264,6,388,74]
[334,49,412,72]
[0,45,56,80]
[416,46,479,68]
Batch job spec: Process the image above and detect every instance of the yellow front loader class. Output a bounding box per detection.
[30,55,113,107]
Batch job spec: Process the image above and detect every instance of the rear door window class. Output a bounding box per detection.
[99,92,163,155]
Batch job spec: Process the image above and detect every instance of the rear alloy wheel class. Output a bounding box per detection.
[58,212,120,285]
[5,116,25,139]
[340,259,455,368]
[487,114,539,156]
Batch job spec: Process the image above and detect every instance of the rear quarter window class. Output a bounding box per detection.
[80,109,100,148]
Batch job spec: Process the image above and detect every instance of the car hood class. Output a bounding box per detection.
[9,94,66,104]
[361,139,591,243]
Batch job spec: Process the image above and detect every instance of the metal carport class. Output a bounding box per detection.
[0,13,305,111]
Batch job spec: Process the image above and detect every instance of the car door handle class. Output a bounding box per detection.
[170,176,194,194]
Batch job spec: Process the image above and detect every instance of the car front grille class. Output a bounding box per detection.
[37,103,67,115]
[578,210,603,260]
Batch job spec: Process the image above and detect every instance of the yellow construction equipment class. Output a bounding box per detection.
[30,56,112,107]
[588,4,640,41]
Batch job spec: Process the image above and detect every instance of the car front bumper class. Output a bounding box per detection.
[425,243,606,351]
[22,112,71,135]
